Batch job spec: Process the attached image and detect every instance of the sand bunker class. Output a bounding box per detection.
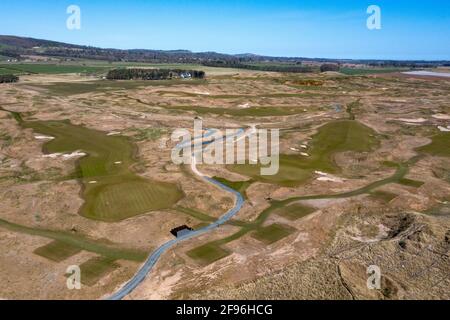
[398,118,427,123]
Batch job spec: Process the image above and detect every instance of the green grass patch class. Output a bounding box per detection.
[186,244,230,265]
[370,190,398,202]
[228,120,379,186]
[251,223,295,244]
[0,63,109,75]
[21,120,183,222]
[78,257,119,286]
[339,67,408,75]
[34,240,82,262]
[397,178,424,188]
[274,203,316,221]
[0,67,19,75]
[416,132,450,157]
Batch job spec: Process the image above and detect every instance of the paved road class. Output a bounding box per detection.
[107,128,248,300]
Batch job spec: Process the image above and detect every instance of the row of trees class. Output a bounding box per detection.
[320,63,340,72]
[0,74,19,83]
[202,60,314,73]
[106,68,205,80]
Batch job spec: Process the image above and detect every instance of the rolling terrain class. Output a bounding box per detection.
[0,39,449,299]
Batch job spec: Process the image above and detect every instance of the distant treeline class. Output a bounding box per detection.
[106,68,206,80]
[320,63,340,72]
[0,74,19,83]
[202,60,315,73]
[367,61,443,68]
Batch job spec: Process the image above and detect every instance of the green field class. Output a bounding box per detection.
[251,223,295,244]
[274,203,316,221]
[370,190,398,202]
[339,67,408,75]
[34,240,82,262]
[417,132,450,157]
[228,120,379,186]
[0,63,110,75]
[186,243,230,265]
[397,178,424,188]
[78,257,119,286]
[21,120,183,222]
[0,67,18,75]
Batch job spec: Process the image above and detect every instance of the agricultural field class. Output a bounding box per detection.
[0,61,449,301]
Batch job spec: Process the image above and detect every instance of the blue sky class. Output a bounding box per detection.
[0,0,449,60]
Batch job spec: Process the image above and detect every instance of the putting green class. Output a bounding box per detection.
[228,120,379,186]
[22,120,183,222]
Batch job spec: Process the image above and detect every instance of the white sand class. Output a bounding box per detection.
[432,114,450,120]
[34,135,54,140]
[398,118,427,123]
[62,151,86,160]
[42,153,62,159]
[238,102,251,109]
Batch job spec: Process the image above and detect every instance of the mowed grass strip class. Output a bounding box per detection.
[228,120,379,187]
[34,240,81,262]
[370,190,398,202]
[397,178,424,188]
[78,257,119,286]
[186,244,230,265]
[22,120,183,222]
[0,217,146,261]
[274,203,316,221]
[251,223,296,245]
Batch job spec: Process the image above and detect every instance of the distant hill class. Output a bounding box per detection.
[0,35,240,63]
[0,35,448,67]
